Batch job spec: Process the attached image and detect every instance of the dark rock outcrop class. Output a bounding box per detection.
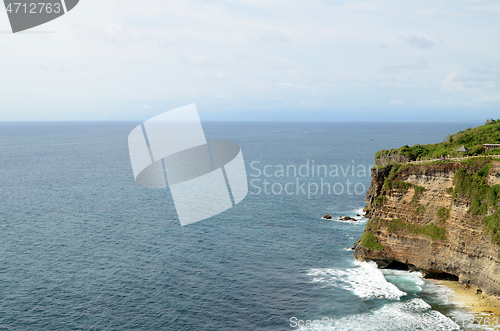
[339,216,357,222]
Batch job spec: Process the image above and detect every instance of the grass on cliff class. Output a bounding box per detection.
[387,218,447,240]
[485,212,500,246]
[414,205,426,215]
[375,119,500,162]
[360,218,384,251]
[365,217,380,231]
[380,163,426,203]
[436,207,450,223]
[360,232,384,251]
[452,161,500,214]
[412,185,426,203]
[374,196,387,206]
[451,159,500,246]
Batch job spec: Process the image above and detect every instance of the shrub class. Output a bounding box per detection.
[488,184,500,206]
[470,200,487,215]
[374,120,500,161]
[411,185,426,203]
[365,217,381,231]
[387,218,406,232]
[486,148,500,156]
[360,232,384,251]
[453,162,493,216]
[383,165,401,192]
[485,211,500,246]
[415,222,447,240]
[436,207,450,222]
[392,181,413,193]
[414,205,426,215]
[374,196,387,206]
[398,144,429,160]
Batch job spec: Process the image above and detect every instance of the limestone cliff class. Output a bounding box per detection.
[354,159,500,297]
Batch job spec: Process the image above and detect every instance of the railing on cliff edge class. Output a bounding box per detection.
[403,154,500,165]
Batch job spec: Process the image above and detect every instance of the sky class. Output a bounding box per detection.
[0,0,499,121]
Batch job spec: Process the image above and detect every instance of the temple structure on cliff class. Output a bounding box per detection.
[456,146,470,152]
[483,144,500,151]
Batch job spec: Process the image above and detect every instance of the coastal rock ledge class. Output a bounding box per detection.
[354,160,500,297]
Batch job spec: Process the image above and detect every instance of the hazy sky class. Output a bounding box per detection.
[0,0,499,121]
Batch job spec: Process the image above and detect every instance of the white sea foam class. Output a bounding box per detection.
[303,262,483,331]
[381,268,426,292]
[293,298,461,331]
[330,218,364,224]
[324,207,368,223]
[307,261,406,300]
[354,208,365,217]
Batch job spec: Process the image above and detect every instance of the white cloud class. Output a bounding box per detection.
[442,71,463,92]
[475,96,500,103]
[444,70,458,83]
[389,100,404,105]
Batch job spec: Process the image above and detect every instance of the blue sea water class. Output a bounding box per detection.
[0,121,490,331]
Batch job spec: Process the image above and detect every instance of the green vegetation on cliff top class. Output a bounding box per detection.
[361,121,500,251]
[375,119,500,161]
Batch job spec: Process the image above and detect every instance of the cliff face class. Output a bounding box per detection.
[354,160,500,296]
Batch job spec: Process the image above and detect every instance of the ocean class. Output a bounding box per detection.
[0,121,490,330]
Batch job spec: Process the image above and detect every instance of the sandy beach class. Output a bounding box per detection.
[436,280,500,329]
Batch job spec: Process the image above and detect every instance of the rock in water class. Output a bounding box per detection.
[323,214,332,219]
